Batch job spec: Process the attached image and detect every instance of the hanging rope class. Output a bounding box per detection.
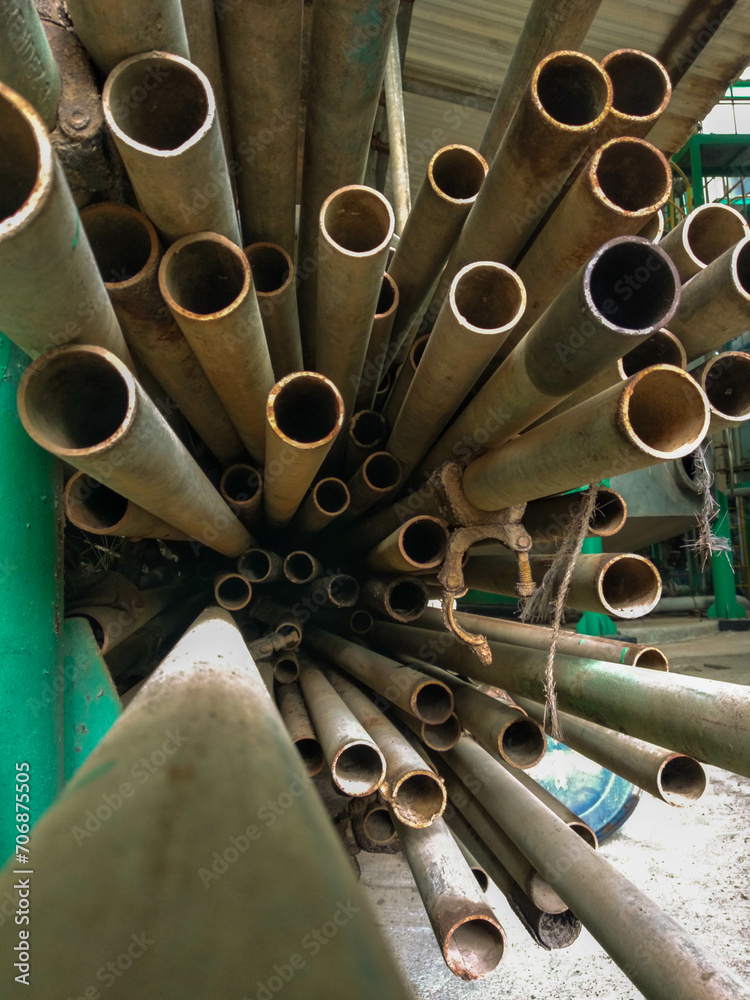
[684,446,732,568]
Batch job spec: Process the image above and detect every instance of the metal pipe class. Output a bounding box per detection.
[276,681,325,777]
[655,594,750,613]
[382,333,429,427]
[445,736,749,1000]
[363,802,397,845]
[298,659,386,796]
[360,575,429,623]
[384,31,411,235]
[387,145,487,361]
[263,372,345,527]
[367,515,449,573]
[322,665,447,828]
[17,345,252,557]
[65,0,189,75]
[216,0,301,252]
[356,274,400,412]
[315,185,395,419]
[273,649,300,684]
[102,52,240,245]
[350,609,374,635]
[283,551,322,585]
[393,705,462,753]
[659,203,748,283]
[515,696,707,807]
[668,234,750,361]
[180,0,232,151]
[479,0,604,161]
[639,210,665,242]
[244,242,303,378]
[0,83,129,363]
[451,832,490,892]
[0,607,412,999]
[213,571,253,611]
[159,231,274,462]
[388,262,526,479]
[391,812,506,979]
[64,471,190,541]
[293,477,351,534]
[237,548,283,585]
[693,352,750,435]
[513,138,672,340]
[219,464,263,528]
[82,203,243,465]
[293,574,360,610]
[374,367,393,410]
[0,0,61,128]
[521,485,628,544]
[305,624,453,724]
[344,450,403,518]
[460,365,709,511]
[344,409,389,476]
[465,551,663,619]
[249,596,303,647]
[597,49,672,143]
[68,584,184,655]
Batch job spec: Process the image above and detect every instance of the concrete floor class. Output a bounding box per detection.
[358,616,750,999]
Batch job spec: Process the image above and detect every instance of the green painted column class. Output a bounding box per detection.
[0,335,65,865]
[707,490,747,620]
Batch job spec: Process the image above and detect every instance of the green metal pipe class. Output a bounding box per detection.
[0,0,61,128]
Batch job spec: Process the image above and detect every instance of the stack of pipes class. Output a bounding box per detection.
[0,1,749,997]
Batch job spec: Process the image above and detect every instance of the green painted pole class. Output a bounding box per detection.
[707,490,747,620]
[0,335,64,865]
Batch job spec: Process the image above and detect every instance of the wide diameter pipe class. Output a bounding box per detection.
[64,471,190,541]
[597,49,672,143]
[367,516,450,574]
[659,202,748,283]
[693,352,750,435]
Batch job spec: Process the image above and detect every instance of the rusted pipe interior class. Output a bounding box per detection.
[682,205,748,268]
[272,374,342,444]
[632,647,670,670]
[501,718,547,769]
[162,238,247,315]
[400,519,449,568]
[386,579,428,620]
[657,756,707,805]
[275,622,302,648]
[313,477,350,516]
[221,465,261,504]
[245,242,292,293]
[594,140,671,213]
[215,574,252,610]
[422,714,462,751]
[65,475,129,530]
[0,91,42,222]
[363,452,402,490]
[285,551,317,584]
[430,145,486,201]
[604,52,670,117]
[535,53,610,126]
[621,330,686,376]
[322,187,393,253]
[83,208,155,284]
[702,355,750,420]
[625,368,707,455]
[453,264,525,331]
[590,488,628,536]
[350,610,374,634]
[328,574,360,607]
[332,742,385,797]
[588,241,677,330]
[274,653,300,683]
[351,410,387,448]
[106,56,208,150]
[445,917,505,979]
[376,273,398,315]
[294,737,325,776]
[569,821,598,850]
[413,682,454,725]
[392,771,446,826]
[599,555,661,616]
[363,805,396,844]
[239,549,274,582]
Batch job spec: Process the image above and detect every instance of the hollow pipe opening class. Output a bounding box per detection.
[445,916,505,980]
[570,821,598,850]
[363,806,396,844]
[625,367,708,457]
[215,574,252,611]
[363,452,402,491]
[657,755,707,805]
[322,187,393,255]
[314,478,350,516]
[272,374,342,444]
[332,742,385,796]
[275,623,302,648]
[285,551,316,584]
[221,465,261,504]
[590,488,628,536]
[683,205,748,268]
[594,139,671,214]
[500,719,547,769]
[588,240,677,331]
[632,647,669,670]
[392,771,446,826]
[376,273,398,315]
[702,354,750,420]
[295,737,325,776]
[735,237,750,294]
[105,55,209,151]
[350,609,374,634]
[535,52,610,127]
[0,84,43,223]
[412,681,453,725]
[452,264,525,332]
[329,575,359,607]
[239,549,273,582]
[430,145,486,201]
[162,237,248,315]
[82,205,155,285]
[621,330,686,376]
[599,555,661,617]
[74,615,106,649]
[273,654,299,684]
[604,51,670,117]
[469,866,490,893]
[400,519,449,568]
[244,242,292,293]
[422,713,461,751]
[350,410,387,448]
[66,475,128,530]
[386,579,428,620]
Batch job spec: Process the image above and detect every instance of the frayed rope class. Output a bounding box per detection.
[683,446,733,569]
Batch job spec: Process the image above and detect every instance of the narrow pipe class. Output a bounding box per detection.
[82,203,243,465]
[446,809,582,950]
[237,548,283,585]
[17,345,252,557]
[597,50,672,142]
[346,480,446,553]
[276,681,325,777]
[65,0,189,74]
[515,697,707,807]
[384,31,411,234]
[374,368,393,410]
[67,584,183,655]
[219,464,263,528]
[350,609,374,635]
[693,352,750,434]
[344,451,403,518]
[293,477,351,534]
[0,83,129,363]
[0,0,61,128]
[360,576,429,623]
[388,263,526,478]
[264,372,345,527]
[363,804,397,845]
[521,486,628,544]
[0,608,412,999]
[250,596,303,648]
[64,471,190,542]
[216,0,301,252]
[382,334,429,427]
[367,516,449,574]
[391,813,506,979]
[283,551,322,585]
[322,666,446,828]
[305,625,453,725]
[213,572,253,612]
[273,649,300,684]
[445,736,748,1000]
[356,275,400,412]
[667,235,750,361]
[387,145,487,362]
[160,231,274,462]
[513,138,672,341]
[298,659,386,796]
[452,834,490,893]
[659,202,748,283]
[479,0,604,161]
[180,0,232,151]
[344,409,389,477]
[465,552,663,619]
[103,52,240,244]
[460,365,709,511]
[394,705,463,753]
[293,575,360,610]
[639,211,665,242]
[245,242,304,378]
[315,185,395,419]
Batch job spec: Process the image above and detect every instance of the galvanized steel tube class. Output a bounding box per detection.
[245,242,303,378]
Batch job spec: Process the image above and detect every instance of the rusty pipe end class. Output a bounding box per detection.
[589,487,628,537]
[361,451,403,494]
[283,551,318,585]
[618,364,710,460]
[601,49,672,127]
[331,741,386,797]
[699,352,750,427]
[391,769,447,828]
[238,548,279,583]
[667,203,749,275]
[450,261,526,337]
[498,718,547,770]
[384,577,429,622]
[590,137,671,218]
[273,651,300,684]
[267,371,345,451]
[444,913,506,980]
[532,50,612,132]
[0,79,52,237]
[363,804,397,844]
[81,203,160,288]
[428,144,488,204]
[159,231,251,321]
[312,477,351,518]
[244,242,295,297]
[656,754,707,806]
[409,680,454,726]
[220,464,262,510]
[349,409,388,450]
[421,712,462,752]
[349,609,374,634]
[618,329,687,381]
[631,646,669,670]
[569,820,598,850]
[596,553,662,618]
[327,574,360,608]
[64,472,127,533]
[213,572,252,611]
[398,516,450,571]
[320,185,395,259]
[274,622,302,649]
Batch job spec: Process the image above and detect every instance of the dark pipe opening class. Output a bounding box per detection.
[165,239,247,314]
[605,53,668,117]
[329,575,359,607]
[364,452,401,490]
[659,756,706,802]
[246,243,291,293]
[323,189,392,253]
[273,375,341,443]
[84,209,154,284]
[454,265,524,330]
[621,331,684,375]
[363,807,396,844]
[537,54,610,126]
[334,743,384,796]
[703,355,750,419]
[628,369,706,453]
[216,575,251,609]
[222,465,261,503]
[595,141,670,213]
[402,519,448,566]
[0,94,41,221]
[239,549,272,582]
[314,478,349,515]
[285,552,316,583]
[431,146,486,201]
[70,476,128,528]
[350,410,387,448]
[394,772,445,825]
[376,274,397,315]
[502,719,546,769]
[387,580,428,619]
[422,714,461,751]
[589,242,677,331]
[274,654,299,683]
[413,682,454,724]
[600,556,660,614]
